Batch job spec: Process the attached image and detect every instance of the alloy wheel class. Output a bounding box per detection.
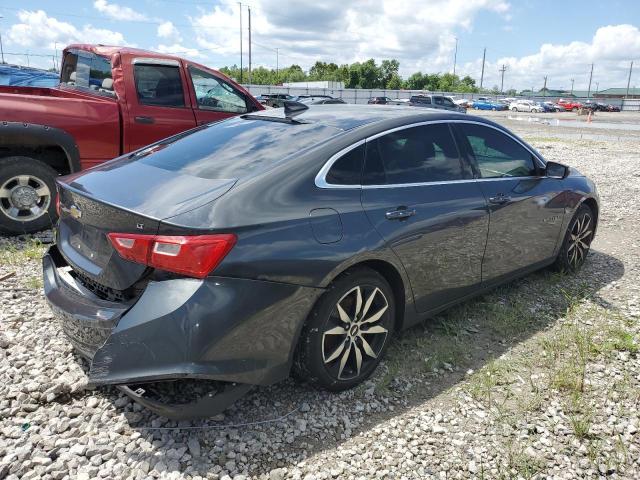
[0,174,51,222]
[567,213,593,268]
[322,285,390,381]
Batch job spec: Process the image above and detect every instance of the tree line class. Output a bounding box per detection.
[219,58,482,92]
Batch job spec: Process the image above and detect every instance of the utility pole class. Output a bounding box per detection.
[452,37,458,76]
[275,48,279,80]
[587,63,594,98]
[247,6,252,85]
[499,64,507,94]
[543,76,547,98]
[479,47,486,90]
[626,61,634,98]
[570,78,574,96]
[238,2,243,83]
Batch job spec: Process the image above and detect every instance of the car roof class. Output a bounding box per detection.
[243,104,470,131]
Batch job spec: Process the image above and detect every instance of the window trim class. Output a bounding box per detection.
[315,120,546,189]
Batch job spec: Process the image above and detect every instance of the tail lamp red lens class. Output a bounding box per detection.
[107,233,236,279]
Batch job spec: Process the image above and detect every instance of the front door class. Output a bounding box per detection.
[454,122,566,282]
[360,123,489,313]
[126,60,197,152]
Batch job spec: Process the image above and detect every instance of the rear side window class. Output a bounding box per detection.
[434,96,444,105]
[134,64,185,107]
[326,144,364,185]
[457,124,538,178]
[363,124,471,185]
[60,50,114,96]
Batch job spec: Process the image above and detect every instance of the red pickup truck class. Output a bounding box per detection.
[556,98,583,112]
[0,44,262,234]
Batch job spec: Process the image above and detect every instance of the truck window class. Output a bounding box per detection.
[61,50,114,96]
[188,66,248,113]
[134,64,185,108]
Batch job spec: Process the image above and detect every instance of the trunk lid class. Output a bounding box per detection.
[57,161,235,291]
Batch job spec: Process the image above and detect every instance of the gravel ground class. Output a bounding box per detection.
[1,112,639,479]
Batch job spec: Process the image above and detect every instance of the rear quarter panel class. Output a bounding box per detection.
[0,87,121,168]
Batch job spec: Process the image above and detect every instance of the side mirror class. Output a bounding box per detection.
[545,161,569,179]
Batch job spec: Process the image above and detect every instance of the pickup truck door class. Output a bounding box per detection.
[125,59,197,152]
[185,64,252,125]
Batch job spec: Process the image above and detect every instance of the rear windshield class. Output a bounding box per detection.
[61,50,114,97]
[135,117,340,179]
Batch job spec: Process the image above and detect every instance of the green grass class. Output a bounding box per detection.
[0,239,45,267]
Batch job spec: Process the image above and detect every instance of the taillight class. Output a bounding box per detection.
[107,233,236,279]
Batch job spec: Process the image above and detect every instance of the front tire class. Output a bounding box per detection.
[554,204,595,272]
[294,268,395,391]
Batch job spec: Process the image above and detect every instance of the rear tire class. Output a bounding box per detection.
[294,268,395,391]
[0,156,58,235]
[553,204,595,272]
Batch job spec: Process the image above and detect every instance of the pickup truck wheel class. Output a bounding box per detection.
[0,156,58,235]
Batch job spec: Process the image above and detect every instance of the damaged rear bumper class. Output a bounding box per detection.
[43,245,323,418]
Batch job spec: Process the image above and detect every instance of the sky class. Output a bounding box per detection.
[0,0,639,91]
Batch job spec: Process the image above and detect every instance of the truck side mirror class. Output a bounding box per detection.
[545,161,569,179]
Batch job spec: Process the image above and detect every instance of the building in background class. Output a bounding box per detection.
[594,88,640,99]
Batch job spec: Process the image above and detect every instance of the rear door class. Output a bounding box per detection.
[125,59,197,151]
[360,122,489,313]
[454,122,566,282]
[186,65,251,125]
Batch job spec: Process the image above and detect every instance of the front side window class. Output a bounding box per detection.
[363,124,471,185]
[433,96,444,105]
[457,124,537,178]
[442,97,455,107]
[189,66,248,113]
[60,50,114,96]
[134,64,185,107]
[325,144,364,185]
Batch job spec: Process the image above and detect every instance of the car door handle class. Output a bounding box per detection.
[134,116,155,124]
[489,194,511,204]
[385,208,416,220]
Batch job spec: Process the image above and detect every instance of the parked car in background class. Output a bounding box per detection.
[453,98,473,108]
[409,95,466,113]
[556,99,583,111]
[543,101,563,112]
[0,44,262,234]
[368,96,393,104]
[604,104,621,112]
[471,98,508,111]
[298,96,346,105]
[256,93,297,108]
[510,100,544,113]
[386,98,410,105]
[45,104,599,417]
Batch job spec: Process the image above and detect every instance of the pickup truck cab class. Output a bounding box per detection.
[0,44,262,234]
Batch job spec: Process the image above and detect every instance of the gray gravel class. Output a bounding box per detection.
[1,112,639,479]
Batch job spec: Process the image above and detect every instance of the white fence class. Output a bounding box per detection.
[242,84,637,111]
